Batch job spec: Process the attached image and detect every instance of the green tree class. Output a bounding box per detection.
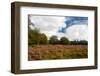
[49,35,59,44]
[28,27,40,45]
[79,40,88,45]
[60,37,69,45]
[39,33,48,44]
[70,40,88,45]
[70,40,78,45]
[28,26,48,45]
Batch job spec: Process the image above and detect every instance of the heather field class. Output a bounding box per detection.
[28,45,88,60]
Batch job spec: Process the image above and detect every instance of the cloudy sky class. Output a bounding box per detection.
[28,15,88,41]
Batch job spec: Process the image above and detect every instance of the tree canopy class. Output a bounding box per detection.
[28,27,88,45]
[60,37,69,45]
[49,35,59,44]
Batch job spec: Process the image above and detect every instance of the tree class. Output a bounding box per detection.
[60,37,69,45]
[49,35,59,44]
[70,40,88,45]
[79,40,88,45]
[70,40,78,45]
[39,33,48,44]
[28,26,48,45]
[28,27,40,45]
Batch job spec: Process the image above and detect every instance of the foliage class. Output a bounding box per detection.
[49,35,59,44]
[60,37,69,45]
[28,26,88,45]
[28,27,48,45]
[39,33,48,44]
[70,40,88,45]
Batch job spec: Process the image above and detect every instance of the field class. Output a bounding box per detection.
[28,45,88,60]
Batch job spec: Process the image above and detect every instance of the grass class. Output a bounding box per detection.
[28,45,88,60]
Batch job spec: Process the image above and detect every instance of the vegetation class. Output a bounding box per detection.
[49,35,59,44]
[28,27,88,45]
[60,37,69,45]
[28,45,87,60]
[28,27,88,60]
[28,27,48,45]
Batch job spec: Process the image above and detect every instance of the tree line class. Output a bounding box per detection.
[28,27,88,45]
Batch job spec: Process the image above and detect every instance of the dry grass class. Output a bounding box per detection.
[28,45,88,60]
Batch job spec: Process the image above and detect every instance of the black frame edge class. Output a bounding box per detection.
[94,7,98,69]
[11,2,16,73]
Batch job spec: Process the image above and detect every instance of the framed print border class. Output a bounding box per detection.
[11,2,98,74]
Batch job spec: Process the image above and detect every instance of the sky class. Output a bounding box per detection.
[29,15,88,41]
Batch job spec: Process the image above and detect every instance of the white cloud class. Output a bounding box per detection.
[65,25,88,41]
[30,16,66,39]
[29,16,88,41]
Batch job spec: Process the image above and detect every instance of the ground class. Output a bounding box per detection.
[28,45,88,60]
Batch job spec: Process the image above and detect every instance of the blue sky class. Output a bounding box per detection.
[29,15,88,41]
[58,16,88,33]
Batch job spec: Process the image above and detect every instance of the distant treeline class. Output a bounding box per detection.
[28,27,88,45]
